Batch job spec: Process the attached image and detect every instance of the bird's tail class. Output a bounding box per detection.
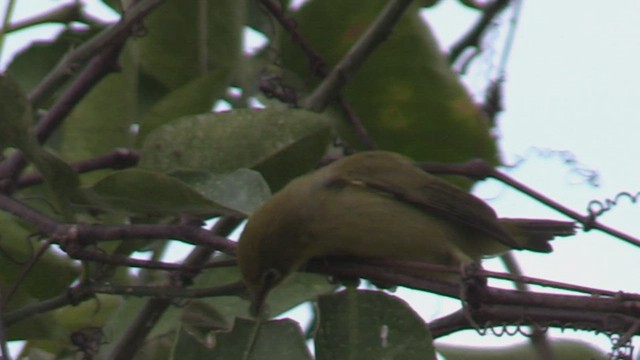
[499,218,576,253]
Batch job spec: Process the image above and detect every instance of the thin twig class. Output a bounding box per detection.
[2,239,54,309]
[418,158,640,248]
[28,0,165,108]
[0,44,124,193]
[88,281,245,299]
[500,253,555,360]
[0,0,17,62]
[257,0,327,76]
[104,216,244,360]
[448,0,511,65]
[308,258,640,339]
[16,148,139,189]
[258,0,378,149]
[0,0,162,192]
[0,191,238,252]
[0,3,88,34]
[303,0,414,112]
[3,285,93,326]
[0,289,9,360]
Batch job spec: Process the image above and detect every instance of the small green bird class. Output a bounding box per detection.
[237,151,575,315]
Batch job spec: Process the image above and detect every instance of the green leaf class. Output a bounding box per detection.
[172,169,271,215]
[80,168,235,216]
[180,300,230,340]
[136,0,245,90]
[139,108,332,190]
[53,294,124,331]
[98,297,174,359]
[282,1,498,165]
[171,326,216,359]
[436,339,608,360]
[0,74,79,216]
[0,73,31,149]
[315,289,436,360]
[212,318,313,360]
[137,68,232,143]
[0,212,79,334]
[0,212,79,311]
[190,262,335,322]
[61,45,137,164]
[7,28,96,93]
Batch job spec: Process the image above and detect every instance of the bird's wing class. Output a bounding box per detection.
[330,170,521,249]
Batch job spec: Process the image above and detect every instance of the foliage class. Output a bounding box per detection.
[0,0,629,359]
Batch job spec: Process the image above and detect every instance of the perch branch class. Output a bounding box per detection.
[308,258,640,339]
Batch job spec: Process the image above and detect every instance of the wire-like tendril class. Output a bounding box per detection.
[505,147,600,186]
[587,191,640,220]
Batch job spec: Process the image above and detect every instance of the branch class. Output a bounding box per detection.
[28,0,165,109]
[417,158,640,248]
[500,252,553,359]
[302,0,414,112]
[0,0,163,192]
[3,285,93,325]
[0,191,237,253]
[88,281,245,299]
[0,3,88,34]
[16,148,139,189]
[448,0,511,64]
[258,0,378,149]
[1,41,122,191]
[307,258,640,339]
[104,216,244,360]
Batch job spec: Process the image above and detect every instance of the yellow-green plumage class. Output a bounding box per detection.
[237,151,575,313]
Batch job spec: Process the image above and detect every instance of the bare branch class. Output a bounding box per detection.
[28,0,165,108]
[448,0,511,64]
[307,258,640,339]
[16,148,140,189]
[417,158,640,248]
[303,0,414,112]
[104,216,244,360]
[0,3,86,33]
[258,0,378,149]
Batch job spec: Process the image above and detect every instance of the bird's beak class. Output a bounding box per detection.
[249,286,270,318]
[249,268,282,317]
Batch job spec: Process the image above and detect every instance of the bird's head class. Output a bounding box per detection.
[237,183,313,316]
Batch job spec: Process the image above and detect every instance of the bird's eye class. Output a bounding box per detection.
[261,268,282,289]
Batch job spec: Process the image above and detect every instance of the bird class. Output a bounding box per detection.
[237,151,575,315]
